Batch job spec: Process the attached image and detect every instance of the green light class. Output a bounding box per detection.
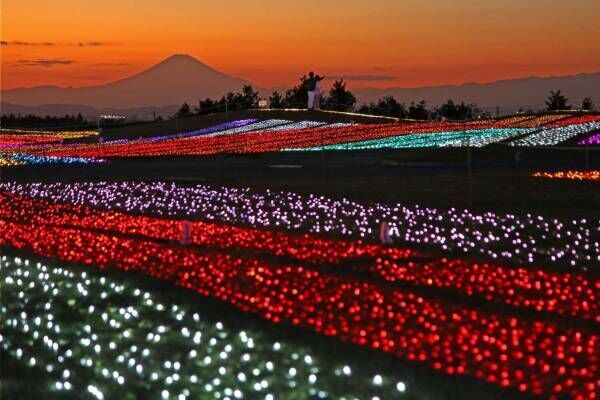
[286,128,531,151]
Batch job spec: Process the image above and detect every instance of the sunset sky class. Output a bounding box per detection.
[2,0,600,90]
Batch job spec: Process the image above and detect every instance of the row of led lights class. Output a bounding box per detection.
[2,181,596,270]
[0,153,105,166]
[532,170,600,182]
[5,113,592,159]
[508,121,600,146]
[30,115,565,158]
[306,115,600,150]
[1,190,596,322]
[30,120,342,158]
[288,128,533,151]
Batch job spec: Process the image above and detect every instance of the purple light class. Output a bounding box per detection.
[579,132,600,145]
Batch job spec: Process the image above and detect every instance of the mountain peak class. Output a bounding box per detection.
[163,53,197,62]
[155,54,209,68]
[141,54,232,79]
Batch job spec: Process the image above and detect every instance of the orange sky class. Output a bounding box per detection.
[2,0,600,90]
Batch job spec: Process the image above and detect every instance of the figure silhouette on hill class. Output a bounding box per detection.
[305,71,325,111]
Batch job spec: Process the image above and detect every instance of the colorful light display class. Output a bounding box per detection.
[187,119,292,138]
[33,118,547,158]
[509,122,600,146]
[0,128,98,138]
[2,114,597,160]
[8,154,106,165]
[100,119,258,145]
[3,114,596,159]
[532,170,600,182]
[0,133,65,148]
[0,154,26,166]
[1,191,597,322]
[1,219,598,399]
[0,130,99,150]
[2,181,596,270]
[260,120,328,131]
[494,114,568,128]
[2,113,598,400]
[543,115,600,128]
[2,255,426,400]
[288,128,532,151]
[0,128,103,164]
[28,121,327,157]
[578,132,600,146]
[0,153,105,166]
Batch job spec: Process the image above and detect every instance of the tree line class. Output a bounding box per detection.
[174,77,359,118]
[1,113,88,128]
[544,91,594,112]
[175,75,596,121]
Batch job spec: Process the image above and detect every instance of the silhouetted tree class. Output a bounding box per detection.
[359,96,414,118]
[408,100,429,120]
[269,91,284,108]
[195,98,217,114]
[582,97,595,111]
[223,92,237,110]
[239,85,260,109]
[374,96,406,118]
[324,79,356,112]
[191,85,263,114]
[359,97,403,117]
[357,103,374,114]
[175,102,192,117]
[284,75,309,108]
[546,90,571,111]
[436,100,476,120]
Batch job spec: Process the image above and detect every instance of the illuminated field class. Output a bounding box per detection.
[2,113,598,164]
[1,111,599,400]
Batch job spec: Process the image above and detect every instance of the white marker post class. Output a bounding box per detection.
[181,220,191,245]
[380,221,392,245]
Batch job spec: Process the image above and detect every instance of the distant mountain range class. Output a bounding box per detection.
[2,54,599,117]
[1,54,251,116]
[354,73,600,113]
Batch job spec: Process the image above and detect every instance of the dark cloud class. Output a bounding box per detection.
[1,41,55,46]
[78,41,109,47]
[372,67,393,72]
[1,40,110,47]
[326,75,396,81]
[94,62,129,67]
[15,59,76,67]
